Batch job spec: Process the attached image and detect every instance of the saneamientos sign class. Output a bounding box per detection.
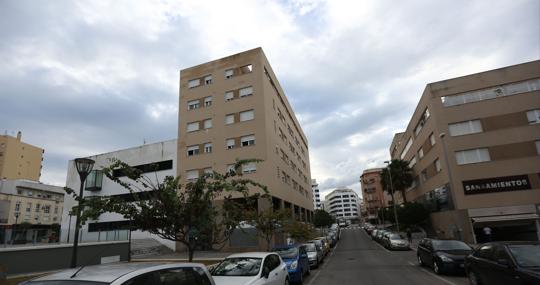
[463,175,531,195]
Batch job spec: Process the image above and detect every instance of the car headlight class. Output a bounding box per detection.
[290,260,298,270]
[439,254,453,262]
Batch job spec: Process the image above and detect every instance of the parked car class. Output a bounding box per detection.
[379,231,392,244]
[212,252,289,285]
[417,238,472,275]
[314,237,330,255]
[311,239,326,258]
[465,241,540,285]
[382,233,410,250]
[303,242,322,268]
[375,230,387,243]
[21,262,215,285]
[371,229,379,240]
[272,244,310,284]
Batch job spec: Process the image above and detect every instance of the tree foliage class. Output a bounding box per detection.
[65,158,267,261]
[244,205,289,251]
[283,220,315,243]
[312,209,335,228]
[377,202,429,228]
[381,159,413,203]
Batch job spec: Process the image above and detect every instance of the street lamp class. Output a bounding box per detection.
[12,212,20,245]
[70,158,95,268]
[384,160,400,233]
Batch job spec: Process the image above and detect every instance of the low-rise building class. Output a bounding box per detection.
[360,168,386,224]
[60,139,177,250]
[325,188,361,222]
[0,179,64,244]
[390,60,540,243]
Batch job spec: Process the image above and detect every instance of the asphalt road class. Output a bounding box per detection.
[304,227,469,285]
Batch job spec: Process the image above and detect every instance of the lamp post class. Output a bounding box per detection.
[70,158,95,268]
[384,160,400,233]
[12,212,20,245]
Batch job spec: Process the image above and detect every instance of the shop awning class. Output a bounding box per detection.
[472,213,539,223]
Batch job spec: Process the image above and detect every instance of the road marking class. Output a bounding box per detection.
[306,243,338,285]
[407,261,458,285]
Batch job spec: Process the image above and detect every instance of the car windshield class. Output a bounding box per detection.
[304,243,317,252]
[24,280,109,285]
[432,240,471,251]
[389,234,403,240]
[508,244,540,267]
[212,257,262,276]
[274,247,298,259]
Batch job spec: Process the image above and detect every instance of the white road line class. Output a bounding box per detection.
[306,243,338,285]
[407,261,458,285]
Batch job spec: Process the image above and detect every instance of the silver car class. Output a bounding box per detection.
[21,262,215,285]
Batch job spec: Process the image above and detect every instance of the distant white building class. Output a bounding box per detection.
[60,139,177,250]
[324,188,361,221]
[311,179,321,210]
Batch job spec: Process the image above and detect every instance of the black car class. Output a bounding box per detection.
[465,241,540,285]
[417,238,472,274]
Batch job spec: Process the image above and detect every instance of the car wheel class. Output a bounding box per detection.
[285,278,290,285]
[417,254,423,266]
[468,270,481,285]
[433,261,442,275]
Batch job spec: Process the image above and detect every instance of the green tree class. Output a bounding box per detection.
[381,159,413,203]
[244,205,289,251]
[283,219,315,242]
[397,202,430,227]
[312,209,335,228]
[67,158,267,262]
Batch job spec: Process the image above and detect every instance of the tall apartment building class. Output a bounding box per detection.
[178,48,313,250]
[61,140,177,250]
[312,179,321,210]
[325,189,360,221]
[360,168,386,224]
[0,179,64,244]
[390,60,540,243]
[0,132,44,181]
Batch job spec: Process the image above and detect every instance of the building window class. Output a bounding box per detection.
[204,75,212,85]
[400,138,413,159]
[204,96,212,107]
[43,205,50,214]
[225,69,234,79]
[449,120,483,136]
[15,202,21,212]
[186,122,200,132]
[429,133,436,146]
[54,206,58,214]
[226,139,235,149]
[526,109,540,124]
[187,145,200,156]
[240,64,253,74]
[204,119,212,129]
[455,148,490,165]
[435,158,441,172]
[408,156,417,168]
[242,162,257,174]
[204,143,212,153]
[186,170,199,181]
[418,148,424,159]
[414,108,430,136]
[241,135,255,147]
[26,203,32,212]
[188,79,201,88]
[240,110,254,122]
[225,91,234,101]
[187,100,200,110]
[225,114,235,125]
[239,86,253,97]
[35,203,41,213]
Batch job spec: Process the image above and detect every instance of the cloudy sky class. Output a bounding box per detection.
[1,0,538,200]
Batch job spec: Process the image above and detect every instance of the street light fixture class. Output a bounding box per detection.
[384,160,400,233]
[70,157,95,268]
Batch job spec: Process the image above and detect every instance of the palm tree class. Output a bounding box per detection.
[381,159,413,204]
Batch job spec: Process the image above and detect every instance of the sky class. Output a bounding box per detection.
[1,0,538,200]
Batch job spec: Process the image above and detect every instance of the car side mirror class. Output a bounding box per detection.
[261,267,270,279]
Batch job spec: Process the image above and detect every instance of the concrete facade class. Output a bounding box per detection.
[178,48,313,250]
[0,132,44,181]
[390,60,540,243]
[61,140,177,250]
[312,179,322,210]
[325,189,360,221]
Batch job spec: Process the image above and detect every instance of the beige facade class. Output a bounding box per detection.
[360,168,386,223]
[0,132,44,181]
[390,60,540,243]
[178,48,313,249]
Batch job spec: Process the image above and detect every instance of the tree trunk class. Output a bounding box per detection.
[266,236,272,251]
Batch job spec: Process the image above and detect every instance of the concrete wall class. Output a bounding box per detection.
[0,241,129,276]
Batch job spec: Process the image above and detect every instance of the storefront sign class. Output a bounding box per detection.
[463,175,531,195]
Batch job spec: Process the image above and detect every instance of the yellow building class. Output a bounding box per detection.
[0,132,44,181]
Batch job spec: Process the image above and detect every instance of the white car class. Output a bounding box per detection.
[21,262,215,285]
[211,252,289,285]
